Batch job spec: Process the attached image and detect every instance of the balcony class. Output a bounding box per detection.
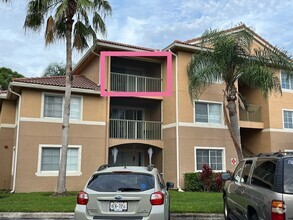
[110,119,162,140]
[239,104,264,129]
[110,72,161,92]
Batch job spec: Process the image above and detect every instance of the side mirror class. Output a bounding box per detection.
[222,172,231,180]
[166,182,174,190]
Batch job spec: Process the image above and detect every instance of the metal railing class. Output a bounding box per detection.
[110,119,162,140]
[239,104,262,122]
[110,72,161,92]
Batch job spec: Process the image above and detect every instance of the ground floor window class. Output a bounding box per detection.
[194,147,225,172]
[36,145,82,176]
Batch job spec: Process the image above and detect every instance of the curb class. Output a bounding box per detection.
[0,212,224,219]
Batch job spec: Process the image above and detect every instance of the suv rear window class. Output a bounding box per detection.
[87,173,155,192]
[251,158,276,190]
[284,158,293,193]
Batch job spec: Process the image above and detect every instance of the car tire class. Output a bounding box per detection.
[224,197,230,220]
[250,213,258,220]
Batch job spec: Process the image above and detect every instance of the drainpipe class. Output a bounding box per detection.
[9,87,21,193]
[169,50,181,191]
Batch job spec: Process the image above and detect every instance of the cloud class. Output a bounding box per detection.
[1,0,293,77]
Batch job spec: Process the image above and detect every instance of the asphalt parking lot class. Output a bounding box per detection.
[0,213,224,220]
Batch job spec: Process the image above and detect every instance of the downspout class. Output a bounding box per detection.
[169,50,181,191]
[9,87,21,193]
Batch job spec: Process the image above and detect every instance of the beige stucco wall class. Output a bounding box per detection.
[0,100,16,189]
[80,57,100,85]
[1,100,16,124]
[15,121,106,192]
[21,90,42,118]
[0,127,14,189]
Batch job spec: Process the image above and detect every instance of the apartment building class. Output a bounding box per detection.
[1,24,293,192]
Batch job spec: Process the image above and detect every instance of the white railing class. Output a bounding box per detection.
[110,72,161,92]
[110,119,162,140]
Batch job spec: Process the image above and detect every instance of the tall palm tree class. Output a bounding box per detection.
[188,26,293,161]
[23,0,111,195]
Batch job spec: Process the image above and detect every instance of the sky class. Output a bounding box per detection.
[1,0,293,78]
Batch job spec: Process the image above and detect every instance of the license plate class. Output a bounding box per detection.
[110,201,128,212]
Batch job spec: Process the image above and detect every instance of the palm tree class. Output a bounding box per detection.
[188,26,293,161]
[23,0,111,195]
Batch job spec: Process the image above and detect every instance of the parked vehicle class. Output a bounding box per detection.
[74,165,174,220]
[222,152,293,220]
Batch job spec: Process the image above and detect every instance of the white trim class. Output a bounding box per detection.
[36,144,82,177]
[194,146,226,172]
[162,123,176,129]
[193,100,224,126]
[285,149,293,152]
[179,122,227,129]
[162,122,227,129]
[19,117,106,126]
[0,124,17,128]
[282,108,293,130]
[262,128,293,133]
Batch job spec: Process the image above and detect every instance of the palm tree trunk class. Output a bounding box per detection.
[56,19,73,195]
[225,84,243,162]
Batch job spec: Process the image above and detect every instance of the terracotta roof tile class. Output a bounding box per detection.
[13,75,99,91]
[97,39,158,52]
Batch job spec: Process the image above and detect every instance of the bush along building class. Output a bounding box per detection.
[1,24,293,192]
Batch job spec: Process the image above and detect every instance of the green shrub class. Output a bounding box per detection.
[183,172,204,192]
[184,164,225,192]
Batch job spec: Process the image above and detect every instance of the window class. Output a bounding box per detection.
[281,71,293,90]
[251,159,276,190]
[195,148,225,171]
[195,102,222,124]
[43,94,82,120]
[232,161,245,182]
[37,145,81,176]
[283,110,293,129]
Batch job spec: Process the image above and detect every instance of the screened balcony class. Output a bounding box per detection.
[110,119,162,140]
[110,57,162,93]
[111,72,161,92]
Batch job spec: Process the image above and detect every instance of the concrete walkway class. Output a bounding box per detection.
[0,212,224,219]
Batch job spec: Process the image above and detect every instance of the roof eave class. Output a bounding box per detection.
[10,82,100,95]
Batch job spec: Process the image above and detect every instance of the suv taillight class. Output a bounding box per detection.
[150,191,164,205]
[77,191,89,205]
[272,200,286,220]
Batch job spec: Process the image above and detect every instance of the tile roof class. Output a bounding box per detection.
[96,39,158,52]
[12,75,99,91]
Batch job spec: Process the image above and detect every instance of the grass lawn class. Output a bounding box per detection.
[0,190,223,213]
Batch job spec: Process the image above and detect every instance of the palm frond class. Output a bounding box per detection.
[187,51,222,99]
[238,62,281,97]
[73,21,96,51]
[94,0,112,16]
[45,16,55,45]
[92,12,106,35]
[24,0,47,31]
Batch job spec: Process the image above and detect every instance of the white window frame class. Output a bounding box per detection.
[280,70,293,92]
[282,109,293,129]
[193,100,224,126]
[41,92,83,121]
[36,144,82,176]
[194,146,226,172]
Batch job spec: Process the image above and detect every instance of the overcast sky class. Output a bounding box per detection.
[1,0,293,77]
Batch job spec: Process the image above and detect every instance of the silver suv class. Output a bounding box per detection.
[222,152,293,220]
[74,165,174,220]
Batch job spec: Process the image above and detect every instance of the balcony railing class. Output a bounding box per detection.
[110,119,162,140]
[239,104,262,122]
[110,72,161,92]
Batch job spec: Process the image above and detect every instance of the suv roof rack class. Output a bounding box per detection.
[97,164,109,171]
[256,152,293,158]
